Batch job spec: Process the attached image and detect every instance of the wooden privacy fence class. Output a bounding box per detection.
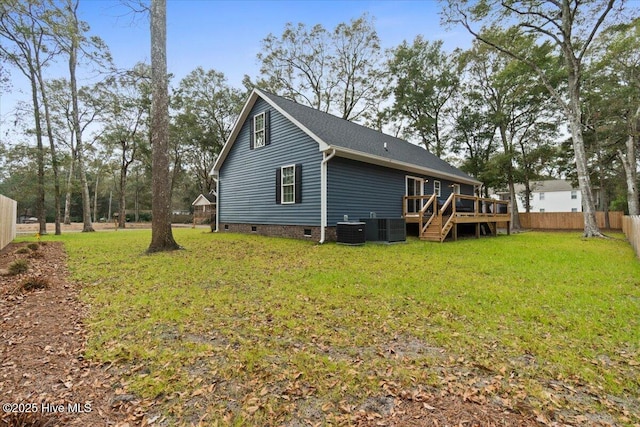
[519,211,623,230]
[623,216,640,259]
[0,194,17,251]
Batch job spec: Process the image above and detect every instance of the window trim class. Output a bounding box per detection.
[253,112,266,148]
[570,190,577,200]
[434,180,441,197]
[539,192,545,201]
[280,164,296,205]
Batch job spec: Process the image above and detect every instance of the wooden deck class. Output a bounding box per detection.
[403,193,511,242]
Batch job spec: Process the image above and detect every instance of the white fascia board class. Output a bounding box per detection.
[210,89,330,176]
[254,89,330,152]
[331,147,482,186]
[191,194,205,206]
[210,90,261,176]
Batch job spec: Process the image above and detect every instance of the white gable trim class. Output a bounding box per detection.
[192,194,215,207]
[210,89,329,176]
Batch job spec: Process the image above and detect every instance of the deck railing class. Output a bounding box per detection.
[403,193,510,218]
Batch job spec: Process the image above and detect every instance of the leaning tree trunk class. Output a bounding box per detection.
[147,0,179,253]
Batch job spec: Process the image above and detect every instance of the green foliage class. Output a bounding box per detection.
[48,229,640,424]
[27,242,39,251]
[387,37,460,157]
[254,13,384,121]
[8,259,29,275]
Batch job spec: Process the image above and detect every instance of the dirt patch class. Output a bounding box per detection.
[0,241,147,427]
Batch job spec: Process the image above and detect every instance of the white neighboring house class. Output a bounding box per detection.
[513,180,585,213]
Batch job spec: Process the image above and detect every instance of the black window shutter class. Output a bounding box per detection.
[295,164,302,203]
[275,168,281,204]
[249,117,255,150]
[264,110,271,146]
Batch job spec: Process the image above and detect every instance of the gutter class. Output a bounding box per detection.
[319,148,337,244]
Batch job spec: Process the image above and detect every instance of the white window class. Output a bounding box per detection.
[571,191,577,200]
[254,112,265,148]
[539,208,545,212]
[539,192,545,201]
[281,165,295,204]
[434,180,441,197]
[571,208,578,212]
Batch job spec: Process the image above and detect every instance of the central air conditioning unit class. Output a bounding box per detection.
[360,218,406,243]
[336,221,366,245]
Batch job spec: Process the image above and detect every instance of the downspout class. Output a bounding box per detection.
[213,175,219,232]
[319,148,337,244]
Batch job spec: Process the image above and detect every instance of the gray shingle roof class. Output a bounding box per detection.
[259,90,479,185]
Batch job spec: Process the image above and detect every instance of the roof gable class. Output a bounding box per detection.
[213,89,480,185]
[192,193,216,206]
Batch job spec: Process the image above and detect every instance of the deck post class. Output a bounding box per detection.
[476,223,480,239]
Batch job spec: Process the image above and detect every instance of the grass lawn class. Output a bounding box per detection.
[41,229,640,425]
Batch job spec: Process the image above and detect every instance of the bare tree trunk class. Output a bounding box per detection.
[28,70,47,235]
[67,2,93,232]
[93,172,99,223]
[36,63,62,235]
[620,135,639,216]
[508,180,522,231]
[567,89,601,237]
[63,155,74,224]
[148,0,179,252]
[118,164,127,229]
[498,125,521,231]
[619,106,639,215]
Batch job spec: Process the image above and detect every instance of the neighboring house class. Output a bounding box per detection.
[501,180,592,213]
[211,89,509,242]
[191,191,217,224]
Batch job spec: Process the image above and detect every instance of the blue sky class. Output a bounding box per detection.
[83,0,471,87]
[1,0,472,137]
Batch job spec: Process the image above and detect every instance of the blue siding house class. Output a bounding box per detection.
[211,89,504,242]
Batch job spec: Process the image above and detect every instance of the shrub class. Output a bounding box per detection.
[19,276,50,292]
[7,259,29,275]
[15,247,30,254]
[27,242,40,251]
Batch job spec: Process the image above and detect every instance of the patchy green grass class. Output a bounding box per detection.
[38,230,640,425]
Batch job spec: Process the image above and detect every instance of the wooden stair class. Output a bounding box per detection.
[486,222,496,236]
[420,215,452,242]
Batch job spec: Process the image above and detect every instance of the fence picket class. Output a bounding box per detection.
[0,195,17,251]
[519,212,623,229]
[623,216,640,259]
